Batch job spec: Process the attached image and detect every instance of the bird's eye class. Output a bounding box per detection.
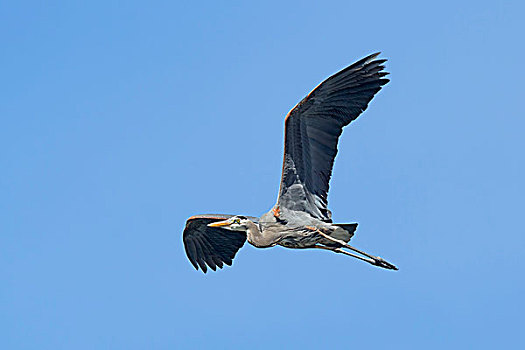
[233,219,241,224]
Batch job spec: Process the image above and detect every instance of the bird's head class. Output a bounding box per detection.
[207,216,252,231]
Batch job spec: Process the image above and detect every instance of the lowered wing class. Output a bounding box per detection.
[183,214,256,273]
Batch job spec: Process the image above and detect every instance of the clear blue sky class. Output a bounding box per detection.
[1,1,524,349]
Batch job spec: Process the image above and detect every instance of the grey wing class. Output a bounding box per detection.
[183,214,248,273]
[277,53,389,221]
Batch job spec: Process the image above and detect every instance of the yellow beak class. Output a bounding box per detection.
[207,220,232,227]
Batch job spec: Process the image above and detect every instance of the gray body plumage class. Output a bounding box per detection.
[256,209,354,249]
[183,53,398,273]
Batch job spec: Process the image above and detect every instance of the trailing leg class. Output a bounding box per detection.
[312,245,378,265]
[311,229,398,270]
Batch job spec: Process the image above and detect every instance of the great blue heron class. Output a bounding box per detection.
[183,52,398,273]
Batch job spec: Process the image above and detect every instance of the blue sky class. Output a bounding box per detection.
[1,1,524,349]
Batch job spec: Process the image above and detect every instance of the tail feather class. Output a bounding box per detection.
[322,223,358,247]
[334,223,358,237]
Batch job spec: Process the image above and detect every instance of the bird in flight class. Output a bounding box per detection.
[183,52,397,273]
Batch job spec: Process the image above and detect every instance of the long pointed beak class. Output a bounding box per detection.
[207,220,231,227]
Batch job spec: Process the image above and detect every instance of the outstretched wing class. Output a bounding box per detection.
[183,214,250,273]
[277,53,389,221]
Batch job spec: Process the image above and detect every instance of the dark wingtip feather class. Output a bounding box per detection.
[346,52,382,71]
[363,52,384,65]
[372,59,387,65]
[368,52,381,59]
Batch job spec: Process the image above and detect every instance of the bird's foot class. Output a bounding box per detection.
[372,256,398,270]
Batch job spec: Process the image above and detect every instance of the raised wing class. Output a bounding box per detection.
[277,53,389,221]
[183,214,251,273]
